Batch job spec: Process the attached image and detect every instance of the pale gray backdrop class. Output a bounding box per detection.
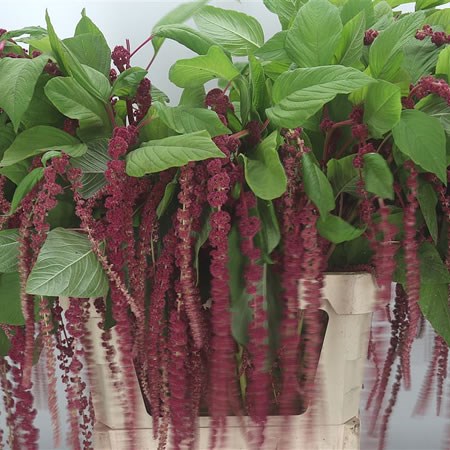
[1,1,450,449]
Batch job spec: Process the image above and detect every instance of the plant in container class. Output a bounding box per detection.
[0,1,449,449]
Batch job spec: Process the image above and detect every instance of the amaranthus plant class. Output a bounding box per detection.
[0,1,449,449]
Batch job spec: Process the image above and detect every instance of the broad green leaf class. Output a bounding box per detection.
[0,273,24,325]
[249,55,268,115]
[45,77,109,130]
[70,139,110,198]
[81,65,111,103]
[233,76,251,126]
[369,12,425,80]
[317,214,365,244]
[112,68,148,97]
[0,56,47,132]
[416,0,448,10]
[427,9,450,33]
[169,46,240,88]
[152,85,170,104]
[402,37,439,84]
[9,168,44,215]
[257,199,281,255]
[1,126,87,167]
[364,80,401,138]
[74,10,111,77]
[362,153,394,200]
[240,131,287,200]
[152,102,230,137]
[263,0,299,29]
[0,230,19,273]
[340,0,374,26]
[153,24,216,55]
[286,0,343,68]
[392,109,446,183]
[419,284,450,347]
[63,34,111,78]
[334,11,365,67]
[2,26,47,41]
[267,65,374,128]
[156,173,179,218]
[327,155,359,198]
[194,6,264,56]
[152,0,211,54]
[0,125,15,157]
[228,224,252,345]
[26,228,109,297]
[395,242,450,284]
[302,152,335,218]
[21,74,64,129]
[45,11,106,103]
[417,96,450,135]
[418,180,438,243]
[126,131,225,177]
[179,86,205,107]
[254,31,290,63]
[0,329,11,356]
[436,46,450,79]
[0,161,29,185]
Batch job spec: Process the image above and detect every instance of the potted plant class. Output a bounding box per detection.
[0,0,449,449]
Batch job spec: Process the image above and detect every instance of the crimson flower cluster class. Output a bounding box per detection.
[416,24,450,47]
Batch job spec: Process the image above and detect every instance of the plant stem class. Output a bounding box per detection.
[130,35,154,58]
[146,52,158,71]
[106,104,117,128]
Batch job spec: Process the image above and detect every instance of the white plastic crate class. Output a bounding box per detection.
[80,272,376,449]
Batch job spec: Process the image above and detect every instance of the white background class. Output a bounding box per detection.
[2,1,450,449]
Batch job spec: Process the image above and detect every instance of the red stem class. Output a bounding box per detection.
[130,35,154,58]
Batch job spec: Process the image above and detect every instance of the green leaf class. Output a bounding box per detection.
[256,199,281,255]
[395,242,450,284]
[63,34,111,78]
[240,131,287,201]
[286,0,343,68]
[179,86,205,107]
[45,11,106,103]
[152,0,211,54]
[402,37,440,84]
[419,284,450,347]
[267,65,374,128]
[364,80,401,138]
[153,24,216,55]
[0,161,29,185]
[0,56,47,132]
[417,96,450,135]
[362,153,394,200]
[9,168,44,215]
[112,67,148,98]
[369,12,425,80]
[254,31,290,63]
[334,11,366,67]
[169,46,240,88]
[249,55,268,115]
[317,214,365,244]
[126,131,225,177]
[436,46,450,79]
[156,173,179,218]
[416,0,448,10]
[327,155,359,198]
[228,224,252,345]
[0,229,20,273]
[2,26,47,41]
[427,9,450,33]
[82,65,111,103]
[152,85,171,104]
[194,5,264,56]
[392,109,446,183]
[340,0,374,26]
[0,125,15,157]
[418,179,438,243]
[0,273,24,325]
[26,228,109,298]
[233,76,251,126]
[263,0,299,29]
[0,329,11,356]
[1,126,87,167]
[302,152,335,218]
[152,102,230,137]
[45,77,109,130]
[70,138,110,198]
